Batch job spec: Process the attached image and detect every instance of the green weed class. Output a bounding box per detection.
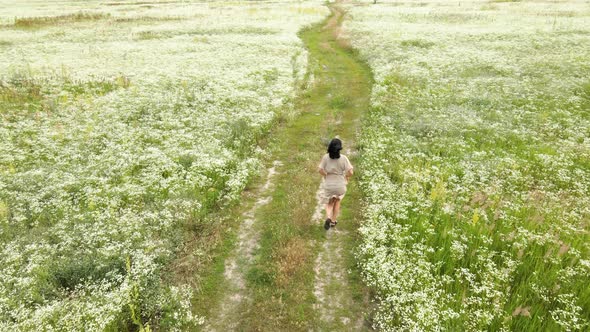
[401,39,435,48]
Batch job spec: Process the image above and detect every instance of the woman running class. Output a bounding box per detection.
[317,138,354,230]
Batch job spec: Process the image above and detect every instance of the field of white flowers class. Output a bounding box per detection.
[0,0,327,329]
[345,0,590,330]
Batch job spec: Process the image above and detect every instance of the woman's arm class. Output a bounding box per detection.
[345,168,353,181]
[344,155,353,181]
[318,154,328,177]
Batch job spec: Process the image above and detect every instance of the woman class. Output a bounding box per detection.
[318,138,354,230]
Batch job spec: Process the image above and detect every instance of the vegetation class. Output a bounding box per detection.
[1,0,588,330]
[0,1,326,330]
[345,0,590,330]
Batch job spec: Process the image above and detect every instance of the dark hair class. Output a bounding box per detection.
[327,138,342,159]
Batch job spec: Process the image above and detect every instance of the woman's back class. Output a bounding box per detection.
[320,153,352,182]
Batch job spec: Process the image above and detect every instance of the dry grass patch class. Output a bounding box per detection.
[114,15,185,23]
[133,30,162,40]
[102,1,180,6]
[13,12,110,29]
[276,237,310,288]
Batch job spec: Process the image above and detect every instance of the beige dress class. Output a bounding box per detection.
[318,153,353,204]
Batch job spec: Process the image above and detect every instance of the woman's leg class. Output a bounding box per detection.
[325,201,334,219]
[332,199,342,221]
[324,200,335,229]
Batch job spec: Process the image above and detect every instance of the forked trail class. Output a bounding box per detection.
[198,1,374,330]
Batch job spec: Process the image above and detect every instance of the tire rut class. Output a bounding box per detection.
[206,161,282,331]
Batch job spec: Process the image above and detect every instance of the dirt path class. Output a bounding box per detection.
[206,161,282,331]
[197,1,374,330]
[306,5,373,329]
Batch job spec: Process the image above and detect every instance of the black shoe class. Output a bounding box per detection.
[324,218,332,230]
[331,220,338,227]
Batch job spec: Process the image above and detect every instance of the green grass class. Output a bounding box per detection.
[0,77,44,109]
[400,39,435,48]
[134,31,162,40]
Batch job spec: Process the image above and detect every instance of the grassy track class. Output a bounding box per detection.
[191,1,374,330]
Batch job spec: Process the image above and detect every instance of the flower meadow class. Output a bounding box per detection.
[0,0,327,330]
[344,0,590,330]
